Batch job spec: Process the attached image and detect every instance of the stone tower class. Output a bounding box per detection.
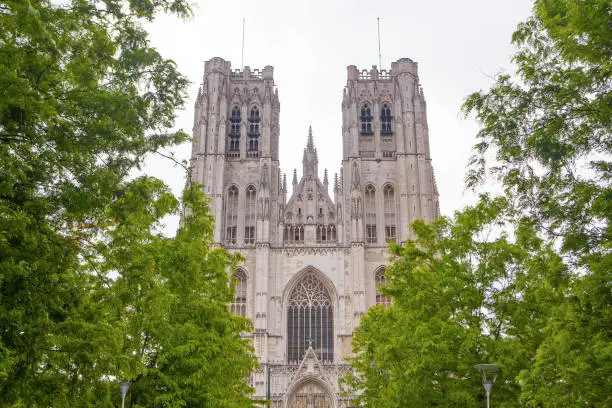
[191,57,281,245]
[191,57,439,408]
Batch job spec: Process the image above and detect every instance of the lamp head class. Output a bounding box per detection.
[474,364,501,386]
[118,381,131,397]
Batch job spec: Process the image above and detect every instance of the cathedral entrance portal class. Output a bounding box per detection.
[287,381,333,408]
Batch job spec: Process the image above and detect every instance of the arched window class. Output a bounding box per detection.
[360,103,373,136]
[231,269,247,316]
[247,106,260,157]
[287,273,334,362]
[228,106,241,157]
[383,184,396,241]
[249,106,260,122]
[380,103,392,135]
[225,186,239,244]
[375,268,391,306]
[244,186,256,244]
[316,224,337,244]
[365,184,377,243]
[284,224,304,245]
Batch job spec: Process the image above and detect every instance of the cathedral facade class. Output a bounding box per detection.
[190,57,439,408]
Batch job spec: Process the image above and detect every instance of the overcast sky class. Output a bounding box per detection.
[141,0,534,235]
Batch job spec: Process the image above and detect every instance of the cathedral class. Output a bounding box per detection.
[190,57,439,408]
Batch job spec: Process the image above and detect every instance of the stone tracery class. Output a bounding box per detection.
[287,273,334,363]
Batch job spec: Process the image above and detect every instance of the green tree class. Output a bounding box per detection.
[0,1,257,406]
[462,0,610,405]
[346,198,569,407]
[347,0,610,406]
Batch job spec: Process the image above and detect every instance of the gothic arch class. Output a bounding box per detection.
[382,183,398,241]
[224,184,240,245]
[244,185,257,244]
[249,104,260,118]
[373,266,391,306]
[231,267,248,316]
[359,102,373,136]
[235,265,249,279]
[282,266,338,307]
[282,267,338,364]
[285,376,336,408]
[364,184,377,243]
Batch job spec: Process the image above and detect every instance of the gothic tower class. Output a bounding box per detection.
[340,58,439,245]
[191,57,439,408]
[191,57,281,245]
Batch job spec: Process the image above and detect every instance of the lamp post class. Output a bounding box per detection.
[118,381,130,408]
[474,364,500,408]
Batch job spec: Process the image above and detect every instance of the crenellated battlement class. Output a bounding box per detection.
[347,58,418,82]
[203,57,274,81]
[229,65,274,81]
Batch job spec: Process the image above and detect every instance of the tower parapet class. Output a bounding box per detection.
[204,57,231,76]
[390,57,418,77]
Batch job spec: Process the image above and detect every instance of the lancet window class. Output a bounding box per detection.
[316,224,337,244]
[287,273,334,363]
[247,106,260,157]
[231,269,247,316]
[365,184,377,243]
[284,224,304,245]
[228,106,241,157]
[225,185,239,244]
[375,267,391,306]
[381,103,392,135]
[244,185,256,244]
[383,184,396,241]
[360,103,373,136]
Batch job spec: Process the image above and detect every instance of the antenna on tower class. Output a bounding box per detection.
[377,17,382,69]
[241,18,245,68]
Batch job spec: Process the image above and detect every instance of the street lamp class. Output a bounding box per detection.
[118,381,130,408]
[474,364,500,408]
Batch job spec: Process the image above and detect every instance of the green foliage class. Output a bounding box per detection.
[346,198,569,407]
[348,1,610,406]
[462,0,611,258]
[0,1,256,406]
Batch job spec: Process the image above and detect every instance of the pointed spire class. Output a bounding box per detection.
[278,168,282,191]
[306,125,315,151]
[334,173,339,192]
[283,173,287,192]
[340,168,344,193]
[302,125,319,177]
[323,168,329,190]
[292,169,298,186]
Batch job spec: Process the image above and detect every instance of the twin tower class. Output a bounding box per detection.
[190,57,439,407]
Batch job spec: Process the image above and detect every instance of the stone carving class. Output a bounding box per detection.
[351,196,362,218]
[351,161,360,187]
[261,164,269,187]
[259,197,269,219]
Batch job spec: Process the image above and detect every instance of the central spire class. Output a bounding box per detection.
[306,125,315,151]
[303,125,318,177]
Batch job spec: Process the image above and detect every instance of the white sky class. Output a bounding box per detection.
[142,0,534,235]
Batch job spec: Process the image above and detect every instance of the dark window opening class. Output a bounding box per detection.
[228,106,241,156]
[360,103,373,136]
[381,104,392,135]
